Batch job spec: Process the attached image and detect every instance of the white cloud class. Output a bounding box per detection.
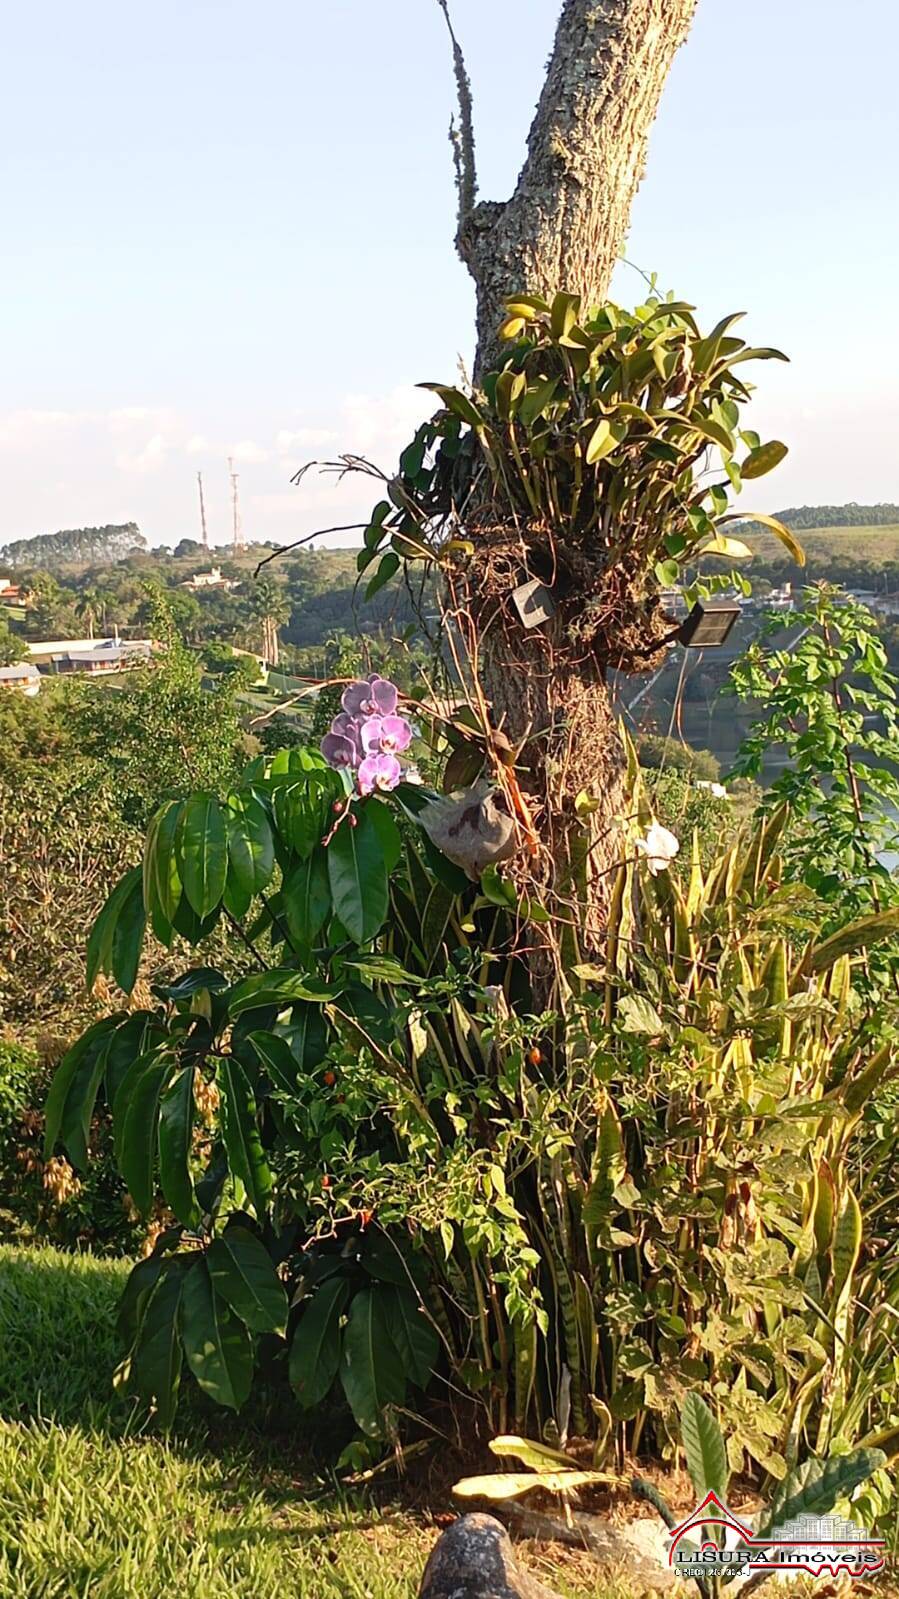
[275,426,337,454]
[229,439,271,465]
[116,433,168,474]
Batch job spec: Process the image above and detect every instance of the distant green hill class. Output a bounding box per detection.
[743,524,899,581]
[768,503,899,530]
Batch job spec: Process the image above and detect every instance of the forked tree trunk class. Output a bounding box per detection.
[457,0,699,376]
[444,0,697,963]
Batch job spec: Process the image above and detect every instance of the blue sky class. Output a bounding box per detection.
[2,0,897,550]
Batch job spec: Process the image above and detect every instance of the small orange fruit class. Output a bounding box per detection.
[321,1174,331,1190]
[323,1070,336,1086]
[527,1046,543,1066]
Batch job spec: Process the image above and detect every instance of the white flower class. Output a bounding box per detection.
[635,822,680,875]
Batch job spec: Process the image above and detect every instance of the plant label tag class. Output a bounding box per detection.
[511,579,555,629]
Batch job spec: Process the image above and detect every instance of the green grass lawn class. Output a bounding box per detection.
[0,1246,622,1599]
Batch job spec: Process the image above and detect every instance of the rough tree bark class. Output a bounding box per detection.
[447,0,699,378]
[438,0,698,965]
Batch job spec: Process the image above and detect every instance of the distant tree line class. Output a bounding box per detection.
[0,524,146,570]
[744,503,899,531]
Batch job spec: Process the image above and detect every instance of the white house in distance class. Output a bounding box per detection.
[0,660,41,696]
[180,566,236,593]
[26,636,155,675]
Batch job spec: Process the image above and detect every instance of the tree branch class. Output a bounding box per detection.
[435,0,477,234]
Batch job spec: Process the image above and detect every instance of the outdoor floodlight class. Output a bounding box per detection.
[677,600,741,649]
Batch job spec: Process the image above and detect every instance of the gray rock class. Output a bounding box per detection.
[417,1513,563,1599]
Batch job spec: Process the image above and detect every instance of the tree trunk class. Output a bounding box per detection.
[443,0,697,967]
[457,0,698,378]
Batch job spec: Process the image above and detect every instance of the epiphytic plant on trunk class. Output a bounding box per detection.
[355,291,799,987]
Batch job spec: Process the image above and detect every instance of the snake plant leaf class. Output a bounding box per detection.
[758,1448,887,1540]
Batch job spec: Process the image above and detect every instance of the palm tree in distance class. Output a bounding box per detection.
[250,577,289,668]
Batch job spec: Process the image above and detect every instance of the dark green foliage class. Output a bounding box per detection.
[0,523,146,570]
[756,502,899,531]
[635,736,720,780]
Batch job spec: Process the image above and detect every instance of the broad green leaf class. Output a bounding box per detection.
[585,418,626,464]
[366,798,403,873]
[181,1259,253,1410]
[207,1226,287,1335]
[271,772,338,859]
[289,1277,350,1408]
[327,808,389,944]
[519,375,559,427]
[280,1003,329,1072]
[225,791,275,901]
[247,1030,303,1094]
[177,795,228,918]
[382,1286,439,1389]
[807,906,899,972]
[218,1057,272,1219]
[453,1470,614,1500]
[105,1013,163,1107]
[696,535,753,560]
[116,1253,166,1347]
[688,413,734,453]
[617,994,664,1034]
[339,1288,406,1436]
[120,1052,174,1216]
[741,439,788,479]
[44,1018,117,1169]
[758,1448,886,1540]
[365,552,400,600]
[417,383,485,430]
[143,799,183,926]
[86,867,145,995]
[681,1392,728,1501]
[132,1265,185,1429]
[228,968,341,1019]
[158,1067,199,1229]
[718,512,805,567]
[488,1436,581,1471]
[282,847,331,946]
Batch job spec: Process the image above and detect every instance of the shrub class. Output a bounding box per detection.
[42,696,899,1500]
[0,1038,143,1254]
[635,735,720,781]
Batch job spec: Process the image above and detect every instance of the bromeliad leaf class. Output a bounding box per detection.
[289,1277,350,1408]
[207,1226,288,1335]
[180,1258,253,1411]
